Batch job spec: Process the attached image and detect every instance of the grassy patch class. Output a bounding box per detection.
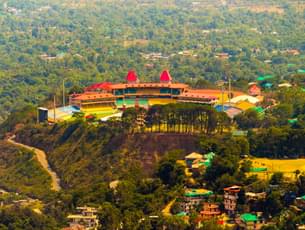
[248,157,305,181]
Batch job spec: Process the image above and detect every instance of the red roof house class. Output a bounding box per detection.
[160,70,172,83]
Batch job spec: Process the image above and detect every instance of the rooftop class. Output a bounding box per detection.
[185,152,203,159]
[160,70,172,82]
[110,82,188,90]
[185,188,213,197]
[67,214,98,219]
[234,101,256,111]
[179,92,218,100]
[72,92,115,101]
[126,70,138,82]
[224,185,241,193]
[257,75,274,81]
[240,213,258,223]
[230,95,260,104]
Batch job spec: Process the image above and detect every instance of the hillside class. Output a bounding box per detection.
[0,141,53,199]
[14,121,200,189]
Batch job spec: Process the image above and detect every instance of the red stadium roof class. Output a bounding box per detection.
[126,70,138,82]
[85,82,112,91]
[179,92,218,100]
[72,92,115,101]
[160,70,172,82]
[110,82,188,90]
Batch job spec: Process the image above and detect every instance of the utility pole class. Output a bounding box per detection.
[225,62,232,106]
[37,107,39,124]
[53,95,56,122]
[216,80,225,112]
[221,85,224,112]
[62,79,65,108]
[228,74,231,106]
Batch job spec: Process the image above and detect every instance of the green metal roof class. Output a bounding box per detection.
[250,167,268,172]
[298,69,305,74]
[184,189,213,197]
[204,152,215,160]
[176,212,187,217]
[203,152,215,167]
[257,75,274,81]
[288,63,296,67]
[288,118,298,124]
[257,76,265,81]
[252,106,264,113]
[241,213,258,223]
[263,82,273,88]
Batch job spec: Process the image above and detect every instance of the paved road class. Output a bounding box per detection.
[7,138,61,191]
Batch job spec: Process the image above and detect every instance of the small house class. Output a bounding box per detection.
[296,195,305,209]
[181,188,213,213]
[200,202,221,220]
[239,213,258,230]
[224,186,241,216]
[185,152,204,168]
[67,206,99,230]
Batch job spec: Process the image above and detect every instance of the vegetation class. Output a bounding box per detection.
[0,0,304,228]
[0,0,305,122]
[0,206,57,230]
[0,141,53,199]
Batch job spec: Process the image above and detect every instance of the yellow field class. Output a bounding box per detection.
[248,158,305,181]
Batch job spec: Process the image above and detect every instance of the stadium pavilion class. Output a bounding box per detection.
[69,70,227,111]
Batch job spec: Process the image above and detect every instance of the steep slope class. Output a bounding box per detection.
[14,122,200,190]
[7,137,61,192]
[0,141,53,199]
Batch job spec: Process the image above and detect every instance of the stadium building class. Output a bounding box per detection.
[69,70,223,111]
[46,70,244,122]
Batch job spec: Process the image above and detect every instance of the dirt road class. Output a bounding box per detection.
[7,138,61,191]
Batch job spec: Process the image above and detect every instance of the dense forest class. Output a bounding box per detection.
[0,0,304,121]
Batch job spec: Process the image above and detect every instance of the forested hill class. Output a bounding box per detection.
[0,0,304,122]
[13,121,199,189]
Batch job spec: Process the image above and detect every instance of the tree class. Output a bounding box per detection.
[158,216,188,230]
[270,172,284,185]
[264,191,283,217]
[98,202,121,230]
[235,109,261,129]
[271,104,293,125]
[157,158,184,187]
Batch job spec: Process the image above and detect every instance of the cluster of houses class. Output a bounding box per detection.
[60,150,305,230]
[140,52,171,61]
[174,153,268,229]
[176,182,268,229]
[175,182,305,229]
[64,207,99,230]
[173,151,305,229]
[175,184,266,229]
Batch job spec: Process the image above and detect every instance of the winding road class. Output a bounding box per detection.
[7,137,61,191]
